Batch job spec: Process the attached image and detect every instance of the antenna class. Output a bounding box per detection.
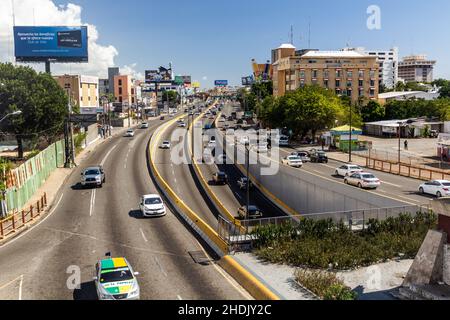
[11,0,16,65]
[308,19,311,48]
[290,25,294,45]
[11,0,16,26]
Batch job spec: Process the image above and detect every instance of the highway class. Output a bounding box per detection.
[0,115,250,300]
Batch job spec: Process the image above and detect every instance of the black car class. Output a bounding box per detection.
[310,150,328,163]
[213,172,228,185]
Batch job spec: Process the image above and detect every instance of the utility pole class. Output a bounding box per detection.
[64,88,75,168]
[349,104,353,163]
[245,143,250,233]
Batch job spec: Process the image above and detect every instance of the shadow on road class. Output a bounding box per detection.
[71,183,86,190]
[129,210,146,219]
[73,281,98,300]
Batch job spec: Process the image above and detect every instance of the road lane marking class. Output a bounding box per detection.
[18,275,23,300]
[100,144,118,166]
[89,189,96,217]
[140,228,148,243]
[378,190,423,204]
[380,181,403,188]
[0,275,23,291]
[154,257,168,277]
[177,295,183,300]
[0,193,64,249]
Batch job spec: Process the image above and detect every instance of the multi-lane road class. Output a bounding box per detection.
[0,115,250,300]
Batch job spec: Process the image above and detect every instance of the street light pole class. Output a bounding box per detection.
[245,142,250,232]
[349,104,353,163]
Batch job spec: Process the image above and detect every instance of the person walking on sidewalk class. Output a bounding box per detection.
[404,140,409,150]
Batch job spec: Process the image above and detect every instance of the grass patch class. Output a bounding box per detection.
[252,212,436,270]
[295,269,357,300]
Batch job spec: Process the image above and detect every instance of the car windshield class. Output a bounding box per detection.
[442,183,450,186]
[100,268,133,284]
[145,197,162,205]
[349,166,361,170]
[163,141,170,145]
[85,169,100,175]
[289,156,300,160]
[362,174,376,179]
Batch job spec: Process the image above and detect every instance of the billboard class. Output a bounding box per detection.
[215,80,228,86]
[191,82,201,88]
[242,76,254,86]
[14,26,88,62]
[145,66,173,84]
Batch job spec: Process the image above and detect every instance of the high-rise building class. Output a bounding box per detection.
[108,67,120,95]
[342,47,399,89]
[398,55,436,83]
[99,79,109,97]
[54,74,99,114]
[114,75,137,105]
[271,44,379,103]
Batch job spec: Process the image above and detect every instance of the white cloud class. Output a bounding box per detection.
[121,63,144,81]
[0,0,136,79]
[202,76,208,81]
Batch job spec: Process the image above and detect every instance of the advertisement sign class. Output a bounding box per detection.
[14,26,88,62]
[215,80,228,86]
[191,82,201,88]
[242,76,254,86]
[145,70,160,83]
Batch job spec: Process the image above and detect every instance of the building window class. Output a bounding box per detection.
[347,89,352,97]
[370,79,376,87]
[119,97,123,103]
[336,70,342,78]
[118,79,122,86]
[359,80,364,87]
[312,70,318,78]
[359,70,364,78]
[119,88,122,95]
[324,70,329,79]
[335,89,341,95]
[335,80,341,88]
[359,88,364,97]
[370,89,375,97]
[370,70,376,78]
[347,71,353,78]
[299,70,305,79]
[324,79,329,88]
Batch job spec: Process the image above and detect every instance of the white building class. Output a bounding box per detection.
[342,47,399,89]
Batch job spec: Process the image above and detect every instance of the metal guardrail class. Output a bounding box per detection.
[0,193,47,240]
[218,204,432,247]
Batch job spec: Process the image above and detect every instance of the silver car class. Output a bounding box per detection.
[81,166,105,188]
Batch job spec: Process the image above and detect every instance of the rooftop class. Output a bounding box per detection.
[300,51,367,58]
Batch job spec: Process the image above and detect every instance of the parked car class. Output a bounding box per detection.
[310,150,328,163]
[237,205,263,220]
[160,116,165,120]
[278,135,289,147]
[160,141,171,149]
[419,180,450,198]
[213,172,228,185]
[237,177,253,190]
[81,166,105,188]
[344,172,381,189]
[335,164,364,177]
[282,155,303,168]
[139,194,166,217]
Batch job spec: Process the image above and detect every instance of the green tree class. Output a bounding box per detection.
[0,63,68,158]
[162,90,179,106]
[362,101,385,122]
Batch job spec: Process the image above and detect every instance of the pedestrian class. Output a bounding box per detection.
[404,140,408,150]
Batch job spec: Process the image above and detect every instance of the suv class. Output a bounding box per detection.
[81,166,105,188]
[237,205,263,220]
[310,149,328,163]
[213,172,228,185]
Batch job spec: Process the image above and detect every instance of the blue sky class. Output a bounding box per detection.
[51,0,450,86]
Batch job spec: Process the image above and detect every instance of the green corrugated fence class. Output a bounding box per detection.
[5,140,65,212]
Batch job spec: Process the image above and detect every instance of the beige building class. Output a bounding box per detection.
[398,55,436,83]
[54,75,99,114]
[272,44,379,103]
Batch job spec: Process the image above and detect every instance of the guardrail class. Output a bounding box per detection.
[220,204,432,243]
[0,193,47,240]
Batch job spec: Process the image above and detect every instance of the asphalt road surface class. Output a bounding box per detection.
[0,116,250,300]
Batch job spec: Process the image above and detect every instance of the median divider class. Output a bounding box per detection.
[148,106,280,300]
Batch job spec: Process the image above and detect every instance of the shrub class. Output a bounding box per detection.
[295,269,357,300]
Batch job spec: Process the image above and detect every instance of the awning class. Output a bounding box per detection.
[330,125,363,136]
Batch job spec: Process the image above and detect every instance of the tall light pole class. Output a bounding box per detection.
[0,110,22,124]
[349,103,353,163]
[245,141,250,232]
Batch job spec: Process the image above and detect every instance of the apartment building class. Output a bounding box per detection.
[113,75,137,105]
[272,44,379,103]
[342,47,398,89]
[54,74,99,114]
[399,55,436,83]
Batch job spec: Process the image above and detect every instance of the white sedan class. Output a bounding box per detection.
[335,164,364,177]
[282,156,303,168]
[344,172,381,189]
[419,180,450,198]
[125,129,135,137]
[140,194,166,217]
[160,141,171,149]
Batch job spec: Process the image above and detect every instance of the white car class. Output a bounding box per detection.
[344,172,381,189]
[278,135,289,147]
[125,129,135,137]
[140,122,149,129]
[282,156,303,168]
[419,180,450,198]
[140,194,166,217]
[160,141,171,149]
[335,164,364,177]
[240,136,250,145]
[178,122,186,128]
